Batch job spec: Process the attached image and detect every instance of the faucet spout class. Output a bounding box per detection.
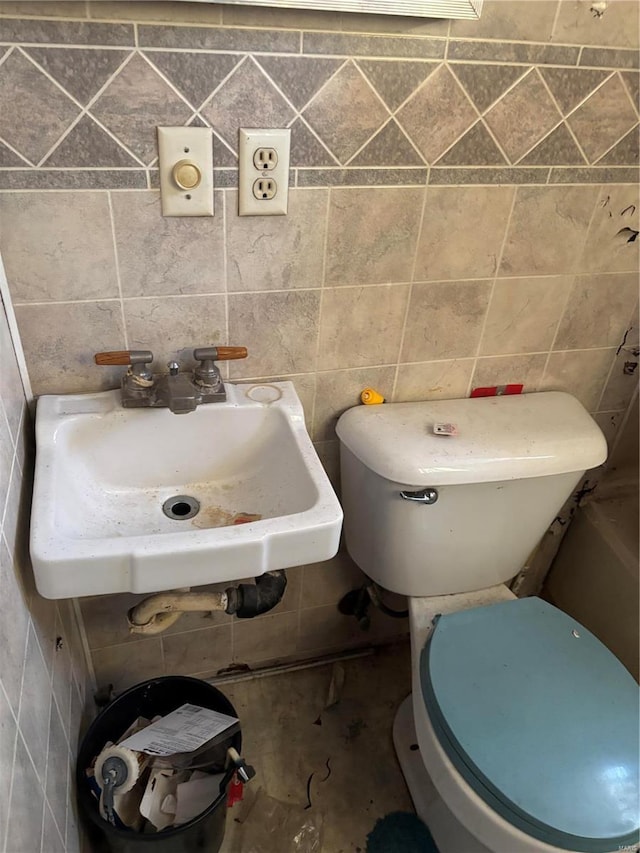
[166,372,198,414]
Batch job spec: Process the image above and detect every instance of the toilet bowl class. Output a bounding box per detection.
[336,392,640,853]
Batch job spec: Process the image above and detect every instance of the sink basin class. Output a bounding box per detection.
[31,382,342,598]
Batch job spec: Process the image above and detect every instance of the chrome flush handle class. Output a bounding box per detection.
[400,488,439,505]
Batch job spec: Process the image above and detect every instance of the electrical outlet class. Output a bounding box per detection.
[253,178,277,200]
[239,128,290,216]
[253,148,278,170]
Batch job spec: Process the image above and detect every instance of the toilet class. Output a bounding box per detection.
[336,391,640,853]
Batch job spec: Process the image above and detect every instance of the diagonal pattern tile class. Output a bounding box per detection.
[303,62,388,165]
[520,123,586,165]
[396,65,476,164]
[0,141,27,166]
[358,59,439,111]
[0,50,79,163]
[621,72,639,115]
[597,125,639,165]
[202,58,295,153]
[349,119,423,166]
[256,56,341,110]
[436,121,506,165]
[290,118,337,167]
[485,70,561,163]
[44,115,137,166]
[146,51,240,109]
[567,75,638,163]
[539,67,609,115]
[452,64,527,113]
[25,48,130,105]
[213,132,237,166]
[91,53,192,164]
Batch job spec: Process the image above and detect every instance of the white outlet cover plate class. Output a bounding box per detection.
[158,126,214,217]
[239,128,290,216]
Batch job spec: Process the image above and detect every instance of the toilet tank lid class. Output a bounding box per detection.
[335,392,607,485]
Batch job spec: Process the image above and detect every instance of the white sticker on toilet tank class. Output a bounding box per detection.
[433,422,459,436]
[120,704,238,756]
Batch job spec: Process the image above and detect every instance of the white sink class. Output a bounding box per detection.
[31,382,343,598]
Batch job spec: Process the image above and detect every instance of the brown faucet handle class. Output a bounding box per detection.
[95,350,153,366]
[194,346,247,362]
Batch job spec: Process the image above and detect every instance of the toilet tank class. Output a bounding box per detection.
[336,392,607,597]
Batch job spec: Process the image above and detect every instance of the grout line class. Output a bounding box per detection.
[0,134,34,167]
[222,189,229,346]
[0,677,18,853]
[295,114,341,167]
[592,120,638,165]
[467,185,519,396]
[392,183,429,401]
[310,188,333,438]
[595,347,619,412]
[541,185,603,379]
[549,0,563,43]
[106,191,129,348]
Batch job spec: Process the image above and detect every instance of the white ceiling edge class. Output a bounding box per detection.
[183,0,483,20]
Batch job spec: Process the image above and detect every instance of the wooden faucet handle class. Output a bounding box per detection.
[95,350,153,366]
[215,346,248,361]
[194,346,248,362]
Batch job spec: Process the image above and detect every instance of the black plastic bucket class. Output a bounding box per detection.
[76,676,242,853]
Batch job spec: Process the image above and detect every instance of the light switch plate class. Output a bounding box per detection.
[238,128,290,216]
[157,126,214,217]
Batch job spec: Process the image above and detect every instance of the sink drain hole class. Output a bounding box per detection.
[163,495,200,520]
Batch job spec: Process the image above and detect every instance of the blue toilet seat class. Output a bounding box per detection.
[420,598,640,852]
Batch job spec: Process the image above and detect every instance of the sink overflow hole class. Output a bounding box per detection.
[163,495,200,520]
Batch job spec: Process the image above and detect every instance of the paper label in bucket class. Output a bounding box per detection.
[433,422,458,436]
[120,704,239,757]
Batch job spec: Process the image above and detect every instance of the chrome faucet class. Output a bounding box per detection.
[94,346,248,414]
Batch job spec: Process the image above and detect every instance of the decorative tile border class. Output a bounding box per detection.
[0,14,638,190]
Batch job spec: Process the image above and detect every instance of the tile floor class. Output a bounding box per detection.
[219,641,414,852]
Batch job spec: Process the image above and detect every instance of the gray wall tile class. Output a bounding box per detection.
[0,18,134,44]
[25,47,130,105]
[325,186,423,285]
[472,353,547,392]
[112,190,225,297]
[0,191,118,303]
[452,0,558,41]
[580,47,640,69]
[394,358,474,402]
[124,295,227,371]
[228,290,321,378]
[415,185,514,281]
[579,183,640,273]
[429,167,548,184]
[448,41,580,66]
[226,189,327,291]
[0,169,147,189]
[297,167,427,186]
[500,185,599,276]
[480,276,573,356]
[6,736,43,853]
[138,24,299,52]
[401,279,492,362]
[163,624,232,675]
[554,272,639,350]
[548,166,639,183]
[553,0,639,49]
[542,347,615,409]
[14,300,126,394]
[313,366,396,440]
[0,49,79,163]
[303,32,445,59]
[318,284,409,369]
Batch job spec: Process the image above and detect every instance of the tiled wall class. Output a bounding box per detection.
[0,290,89,853]
[0,0,638,692]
